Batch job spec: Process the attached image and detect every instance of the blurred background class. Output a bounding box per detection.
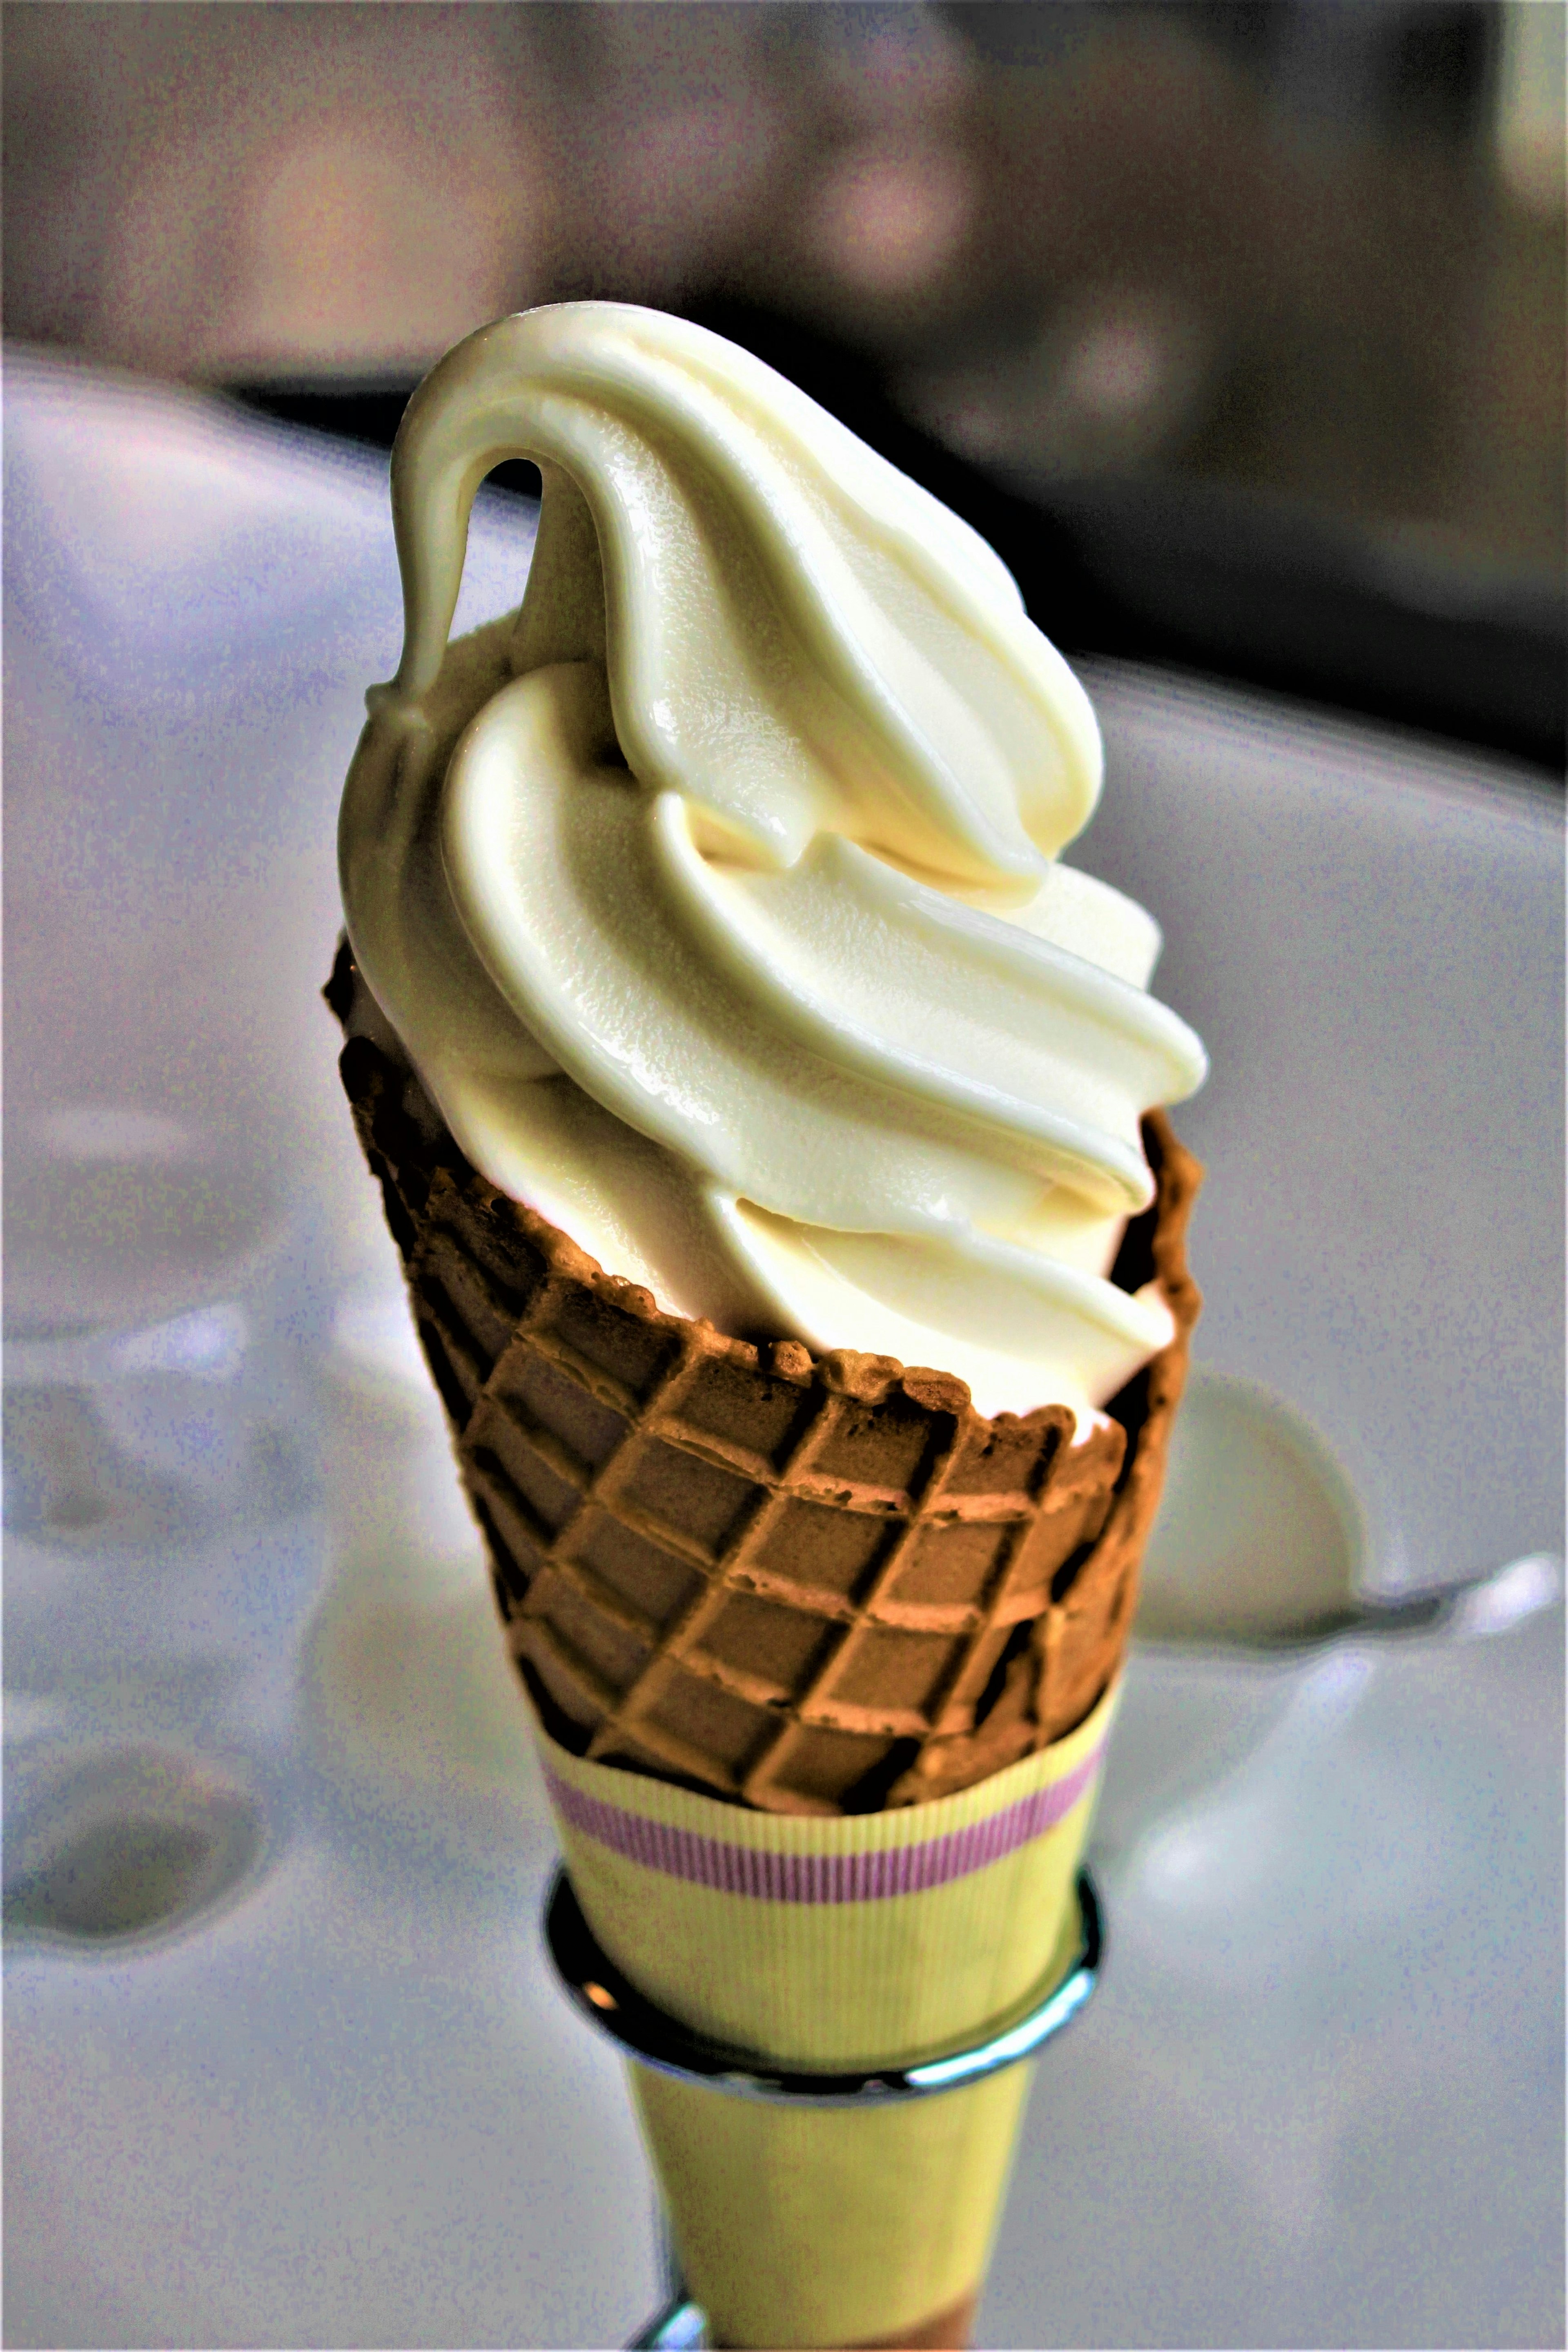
[5,0,1564,766]
[3,22,1564,2347]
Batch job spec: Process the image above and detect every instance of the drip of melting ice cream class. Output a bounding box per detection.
[340,303,1206,1420]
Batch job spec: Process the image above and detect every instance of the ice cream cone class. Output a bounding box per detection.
[330,941,1200,2345]
[326,303,1211,2350]
[330,953,1201,1818]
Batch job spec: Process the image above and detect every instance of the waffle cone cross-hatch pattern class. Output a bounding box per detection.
[332,960,1201,1817]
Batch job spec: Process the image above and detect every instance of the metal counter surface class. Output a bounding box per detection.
[4,350,1561,2352]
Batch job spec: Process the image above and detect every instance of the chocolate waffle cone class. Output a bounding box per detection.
[330,957,1200,1818]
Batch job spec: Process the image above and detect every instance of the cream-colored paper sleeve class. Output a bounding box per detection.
[535,1683,1116,2347]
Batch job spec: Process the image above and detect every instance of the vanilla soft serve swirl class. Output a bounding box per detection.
[340,303,1206,1421]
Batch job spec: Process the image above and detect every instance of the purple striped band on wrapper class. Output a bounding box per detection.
[541,1742,1105,1904]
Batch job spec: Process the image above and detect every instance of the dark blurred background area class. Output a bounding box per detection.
[4,0,1564,767]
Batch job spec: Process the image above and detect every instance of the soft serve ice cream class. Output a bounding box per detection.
[340,303,1205,1424]
[336,313,1207,2345]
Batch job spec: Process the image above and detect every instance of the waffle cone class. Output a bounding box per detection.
[331,957,1200,1817]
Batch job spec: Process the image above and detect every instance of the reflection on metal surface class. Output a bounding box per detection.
[1442,1550,1563,1639]
[545,1868,1101,2107]
[4,1748,266,1946]
[1139,1368,1563,1656]
[25,1104,198,1164]
[1137,1368,1368,1644]
[629,2289,707,2350]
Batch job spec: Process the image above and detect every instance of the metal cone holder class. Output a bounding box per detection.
[543,1867,1105,2350]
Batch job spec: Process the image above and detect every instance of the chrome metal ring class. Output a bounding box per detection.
[545,1865,1102,2108]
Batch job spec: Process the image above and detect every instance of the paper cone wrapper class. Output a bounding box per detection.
[539,1682,1115,2348]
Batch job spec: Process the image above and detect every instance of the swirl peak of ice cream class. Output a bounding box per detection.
[340,303,1205,1420]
